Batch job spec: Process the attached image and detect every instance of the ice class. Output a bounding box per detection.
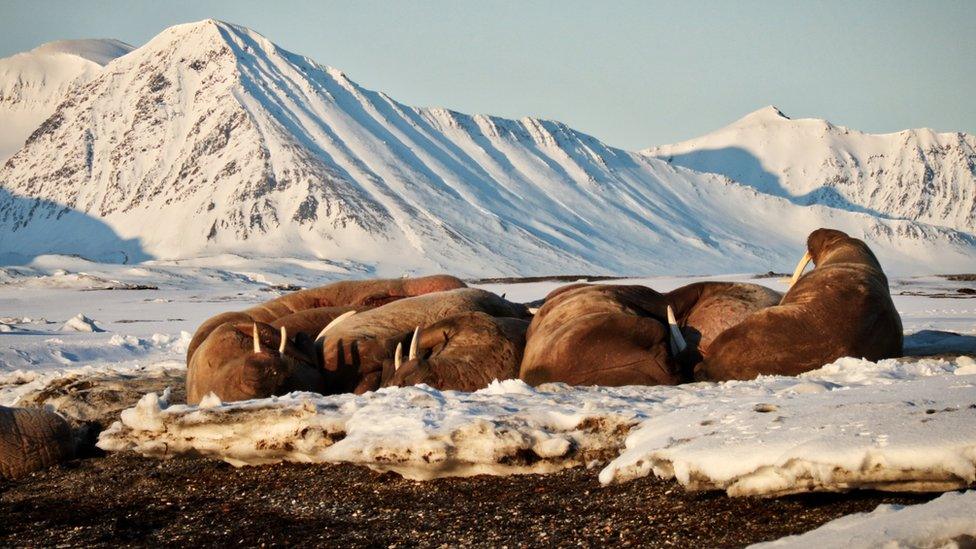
[752,490,976,548]
[59,314,105,333]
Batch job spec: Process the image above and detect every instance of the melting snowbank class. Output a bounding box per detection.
[0,360,185,409]
[751,490,976,548]
[99,356,976,492]
[600,358,976,495]
[99,379,655,479]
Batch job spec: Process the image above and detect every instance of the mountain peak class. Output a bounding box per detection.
[28,39,134,66]
[736,105,790,125]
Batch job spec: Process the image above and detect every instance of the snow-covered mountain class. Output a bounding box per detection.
[0,39,133,162]
[643,106,976,235]
[1,21,974,276]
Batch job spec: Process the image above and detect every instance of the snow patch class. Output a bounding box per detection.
[60,313,104,333]
[751,490,976,548]
[600,357,976,496]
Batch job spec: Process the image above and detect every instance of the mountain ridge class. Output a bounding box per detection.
[0,38,134,162]
[1,20,974,276]
[644,106,976,234]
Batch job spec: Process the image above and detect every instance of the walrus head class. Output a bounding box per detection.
[236,324,292,397]
[381,313,529,392]
[186,321,320,404]
[788,228,884,289]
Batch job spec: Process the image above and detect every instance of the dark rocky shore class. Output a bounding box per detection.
[1,453,933,547]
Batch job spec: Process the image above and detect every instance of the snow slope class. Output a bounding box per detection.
[0,39,133,162]
[1,20,974,276]
[644,106,976,235]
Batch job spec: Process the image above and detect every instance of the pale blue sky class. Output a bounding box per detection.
[1,0,972,149]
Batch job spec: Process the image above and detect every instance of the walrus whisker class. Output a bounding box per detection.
[409,326,420,361]
[667,305,687,355]
[278,326,286,353]
[394,341,403,371]
[314,310,357,342]
[789,250,813,288]
[252,323,261,353]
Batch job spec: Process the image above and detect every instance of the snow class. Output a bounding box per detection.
[1,21,974,276]
[59,313,104,332]
[0,38,132,162]
[599,356,976,495]
[750,490,976,548]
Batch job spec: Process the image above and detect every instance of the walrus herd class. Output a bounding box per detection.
[185,228,904,403]
[1,229,905,479]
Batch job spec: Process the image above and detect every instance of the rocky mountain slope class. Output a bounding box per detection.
[1,21,973,276]
[0,39,133,162]
[644,106,976,235]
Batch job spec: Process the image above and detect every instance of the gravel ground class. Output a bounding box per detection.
[0,454,935,547]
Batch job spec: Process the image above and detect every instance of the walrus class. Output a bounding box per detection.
[519,284,685,387]
[694,228,903,381]
[380,312,530,392]
[1,405,74,480]
[186,321,323,404]
[665,281,782,377]
[186,275,466,363]
[320,288,531,394]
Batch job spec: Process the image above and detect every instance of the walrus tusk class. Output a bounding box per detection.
[278,326,287,353]
[394,342,403,371]
[667,306,687,355]
[409,326,420,361]
[314,310,357,342]
[789,250,813,288]
[252,323,261,353]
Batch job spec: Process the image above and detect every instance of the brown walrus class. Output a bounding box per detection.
[694,228,903,381]
[380,312,530,392]
[665,281,782,377]
[186,321,324,404]
[1,405,74,480]
[320,288,531,394]
[519,284,684,387]
[186,275,466,363]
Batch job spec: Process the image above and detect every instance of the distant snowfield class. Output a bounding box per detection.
[1,258,975,543]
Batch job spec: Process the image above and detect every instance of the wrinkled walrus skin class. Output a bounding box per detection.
[186,321,323,404]
[0,405,74,480]
[321,288,531,394]
[519,284,683,387]
[665,282,782,376]
[694,229,904,381]
[186,275,466,363]
[380,312,530,392]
